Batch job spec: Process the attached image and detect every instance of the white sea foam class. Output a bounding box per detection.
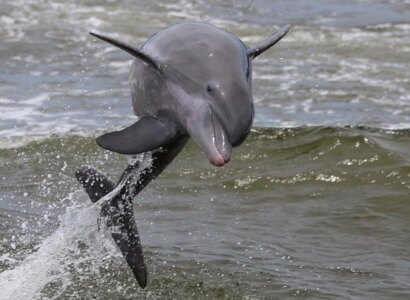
[20,94,50,106]
[1,0,410,144]
[0,94,49,122]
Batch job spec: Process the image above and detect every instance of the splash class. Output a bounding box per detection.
[0,192,110,299]
[0,153,152,299]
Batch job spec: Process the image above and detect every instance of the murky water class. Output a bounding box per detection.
[1,1,410,299]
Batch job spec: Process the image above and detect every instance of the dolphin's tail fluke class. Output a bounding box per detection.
[75,136,189,288]
[107,199,148,288]
[75,166,116,202]
[75,166,148,288]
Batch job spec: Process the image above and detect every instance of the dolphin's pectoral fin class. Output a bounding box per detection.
[96,116,177,155]
[247,24,291,59]
[75,166,116,202]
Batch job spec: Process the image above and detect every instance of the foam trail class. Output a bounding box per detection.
[0,191,116,300]
[0,153,153,299]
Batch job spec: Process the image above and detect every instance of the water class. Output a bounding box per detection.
[0,0,409,299]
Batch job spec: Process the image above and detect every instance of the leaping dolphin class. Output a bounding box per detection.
[76,21,290,288]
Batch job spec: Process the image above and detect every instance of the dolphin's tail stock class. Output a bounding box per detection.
[75,136,189,288]
[75,163,148,288]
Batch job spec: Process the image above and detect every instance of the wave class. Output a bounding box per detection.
[1,126,409,196]
[0,126,409,299]
[2,125,409,153]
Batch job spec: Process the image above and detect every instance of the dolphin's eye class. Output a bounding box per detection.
[207,82,222,96]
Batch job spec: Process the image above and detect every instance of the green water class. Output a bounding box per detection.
[0,127,409,299]
[1,0,410,298]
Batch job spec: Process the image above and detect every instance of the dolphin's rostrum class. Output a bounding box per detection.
[76,21,290,288]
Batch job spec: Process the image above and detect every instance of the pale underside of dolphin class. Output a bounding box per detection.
[76,21,290,288]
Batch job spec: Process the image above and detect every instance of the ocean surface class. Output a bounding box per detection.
[0,0,410,299]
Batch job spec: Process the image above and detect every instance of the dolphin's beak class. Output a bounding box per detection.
[185,104,231,167]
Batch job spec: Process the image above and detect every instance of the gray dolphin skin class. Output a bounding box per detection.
[76,21,290,288]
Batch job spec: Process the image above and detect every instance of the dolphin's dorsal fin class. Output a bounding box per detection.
[90,32,161,71]
[96,116,177,155]
[247,24,291,59]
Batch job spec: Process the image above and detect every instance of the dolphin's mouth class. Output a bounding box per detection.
[208,149,230,167]
[184,102,232,167]
[208,108,231,167]
[197,131,231,167]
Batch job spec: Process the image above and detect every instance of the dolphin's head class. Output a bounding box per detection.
[174,73,253,167]
[144,23,258,166]
[164,80,241,167]
[89,23,290,167]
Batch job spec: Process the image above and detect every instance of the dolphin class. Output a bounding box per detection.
[76,21,290,288]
